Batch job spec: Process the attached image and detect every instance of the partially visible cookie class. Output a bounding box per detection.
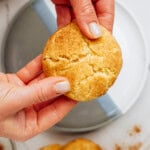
[42,22,122,101]
[40,144,62,150]
[61,138,102,150]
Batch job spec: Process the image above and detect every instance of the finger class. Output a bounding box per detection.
[55,5,71,28]
[70,0,102,39]
[33,99,55,112]
[37,96,77,132]
[0,77,70,120]
[28,73,45,85]
[0,72,24,86]
[95,0,114,32]
[16,55,42,84]
[16,97,76,140]
[6,74,24,86]
[0,72,8,82]
[52,0,70,5]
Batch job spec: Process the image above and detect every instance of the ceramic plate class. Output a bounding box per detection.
[0,0,149,149]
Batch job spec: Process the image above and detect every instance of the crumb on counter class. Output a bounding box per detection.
[114,144,122,150]
[129,125,141,136]
[128,142,142,150]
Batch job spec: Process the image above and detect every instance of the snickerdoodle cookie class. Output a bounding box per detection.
[61,138,102,150]
[42,22,122,101]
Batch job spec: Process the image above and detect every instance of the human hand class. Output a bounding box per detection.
[52,0,114,39]
[0,55,76,141]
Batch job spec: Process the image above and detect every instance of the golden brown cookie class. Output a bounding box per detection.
[40,144,62,150]
[61,138,102,150]
[42,22,122,101]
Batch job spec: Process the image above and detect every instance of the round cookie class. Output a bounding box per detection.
[42,22,122,101]
[61,138,102,150]
[40,144,62,150]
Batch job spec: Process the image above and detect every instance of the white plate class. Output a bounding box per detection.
[0,0,149,149]
[110,2,149,113]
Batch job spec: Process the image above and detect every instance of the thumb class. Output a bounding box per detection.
[0,77,70,119]
[70,0,102,39]
[18,77,71,109]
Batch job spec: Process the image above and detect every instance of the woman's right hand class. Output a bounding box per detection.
[52,0,114,39]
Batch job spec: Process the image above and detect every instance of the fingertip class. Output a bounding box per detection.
[54,80,71,94]
[76,21,102,39]
[70,0,102,39]
[88,22,102,38]
[41,76,71,95]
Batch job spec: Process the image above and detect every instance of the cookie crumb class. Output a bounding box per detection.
[115,144,122,150]
[129,125,141,136]
[128,142,142,150]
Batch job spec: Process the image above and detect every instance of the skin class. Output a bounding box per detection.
[0,55,76,141]
[52,0,114,38]
[0,0,114,141]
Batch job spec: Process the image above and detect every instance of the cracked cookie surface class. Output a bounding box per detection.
[42,22,122,101]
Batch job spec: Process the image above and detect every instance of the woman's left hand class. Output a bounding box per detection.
[0,55,76,141]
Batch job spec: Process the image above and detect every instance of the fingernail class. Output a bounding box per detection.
[55,81,71,94]
[89,22,102,38]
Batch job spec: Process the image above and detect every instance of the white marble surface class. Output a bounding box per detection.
[0,0,150,149]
